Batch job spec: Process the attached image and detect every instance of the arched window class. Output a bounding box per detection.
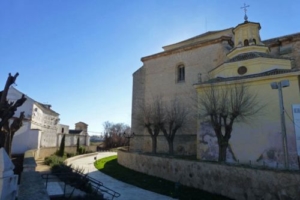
[244,39,249,46]
[177,64,185,82]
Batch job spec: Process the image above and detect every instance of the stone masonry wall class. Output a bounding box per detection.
[118,151,300,200]
[132,135,196,155]
[131,41,231,154]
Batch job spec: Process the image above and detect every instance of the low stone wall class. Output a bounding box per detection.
[36,145,97,159]
[118,151,300,200]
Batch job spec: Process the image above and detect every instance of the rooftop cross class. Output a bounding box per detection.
[241,3,250,21]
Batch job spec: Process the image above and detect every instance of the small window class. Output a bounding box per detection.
[244,39,249,46]
[253,38,256,44]
[177,64,185,82]
[238,66,247,75]
[62,128,64,133]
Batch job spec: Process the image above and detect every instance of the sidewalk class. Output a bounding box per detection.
[67,152,176,200]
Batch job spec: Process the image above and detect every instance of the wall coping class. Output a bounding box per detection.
[121,150,300,174]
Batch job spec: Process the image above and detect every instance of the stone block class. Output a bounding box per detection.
[0,148,18,200]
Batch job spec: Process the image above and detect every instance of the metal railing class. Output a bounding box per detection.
[41,171,121,199]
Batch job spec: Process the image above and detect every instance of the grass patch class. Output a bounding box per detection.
[94,156,231,200]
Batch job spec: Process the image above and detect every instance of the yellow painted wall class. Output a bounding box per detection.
[196,74,300,168]
[210,58,291,78]
[233,22,261,47]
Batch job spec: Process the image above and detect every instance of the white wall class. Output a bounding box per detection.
[8,87,59,153]
[57,124,69,134]
[12,123,41,155]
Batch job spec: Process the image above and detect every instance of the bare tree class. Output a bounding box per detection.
[137,96,193,155]
[0,73,27,157]
[159,98,193,155]
[198,82,264,162]
[102,121,130,149]
[136,96,164,154]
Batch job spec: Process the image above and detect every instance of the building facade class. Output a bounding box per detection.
[8,87,90,154]
[131,18,300,167]
[8,87,60,154]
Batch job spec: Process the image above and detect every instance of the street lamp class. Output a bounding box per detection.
[270,80,290,169]
[123,132,135,151]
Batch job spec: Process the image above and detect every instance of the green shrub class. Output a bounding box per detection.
[78,146,86,155]
[66,152,76,158]
[44,155,65,167]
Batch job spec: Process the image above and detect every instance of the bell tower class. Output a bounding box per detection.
[227,4,269,59]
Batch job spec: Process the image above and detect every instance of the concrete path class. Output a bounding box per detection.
[66,152,175,200]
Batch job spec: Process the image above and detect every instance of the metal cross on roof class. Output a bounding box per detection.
[241,3,250,21]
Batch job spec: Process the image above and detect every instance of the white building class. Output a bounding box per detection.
[8,87,60,154]
[57,122,90,147]
[9,87,90,154]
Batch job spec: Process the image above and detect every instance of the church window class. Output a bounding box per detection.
[238,66,247,75]
[253,38,256,44]
[244,39,249,46]
[177,64,185,82]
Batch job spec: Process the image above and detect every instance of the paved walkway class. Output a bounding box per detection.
[66,152,175,200]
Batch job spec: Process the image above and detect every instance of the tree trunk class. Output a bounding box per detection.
[167,139,174,155]
[6,131,11,157]
[0,131,5,148]
[218,142,228,162]
[151,135,157,154]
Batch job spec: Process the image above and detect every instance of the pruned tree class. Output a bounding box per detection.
[159,98,193,155]
[137,96,164,154]
[198,83,264,162]
[137,96,193,155]
[0,73,27,157]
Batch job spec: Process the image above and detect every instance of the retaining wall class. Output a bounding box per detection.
[35,145,97,159]
[118,150,300,200]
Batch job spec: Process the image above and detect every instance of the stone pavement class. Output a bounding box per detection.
[66,152,176,200]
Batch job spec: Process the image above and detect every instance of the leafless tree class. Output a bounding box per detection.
[102,121,130,149]
[137,96,193,155]
[136,96,164,154]
[0,73,27,157]
[159,98,193,155]
[198,82,264,162]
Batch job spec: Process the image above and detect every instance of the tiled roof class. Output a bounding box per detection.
[197,68,300,85]
[9,86,59,116]
[35,102,59,116]
[225,52,291,63]
[263,32,300,45]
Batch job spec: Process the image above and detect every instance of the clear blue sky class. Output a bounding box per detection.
[0,0,299,134]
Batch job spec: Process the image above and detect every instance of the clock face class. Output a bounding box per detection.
[238,66,247,75]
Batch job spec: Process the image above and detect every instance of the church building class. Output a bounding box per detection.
[131,13,300,168]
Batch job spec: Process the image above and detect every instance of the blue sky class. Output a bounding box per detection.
[0,0,299,134]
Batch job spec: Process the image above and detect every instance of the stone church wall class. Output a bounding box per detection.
[264,33,300,68]
[131,66,146,152]
[131,41,231,155]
